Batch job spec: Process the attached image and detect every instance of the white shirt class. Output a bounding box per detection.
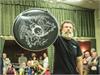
[43,57,48,68]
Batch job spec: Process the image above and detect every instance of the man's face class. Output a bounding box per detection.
[92,52,97,58]
[61,23,74,39]
[84,52,90,58]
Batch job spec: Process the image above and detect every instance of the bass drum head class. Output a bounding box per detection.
[13,8,58,51]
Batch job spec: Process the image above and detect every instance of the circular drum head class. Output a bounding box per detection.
[13,8,58,51]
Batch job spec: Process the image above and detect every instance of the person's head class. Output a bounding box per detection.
[91,48,96,52]
[27,60,32,67]
[39,56,42,60]
[31,53,36,57]
[91,51,98,58]
[8,63,13,68]
[3,53,7,59]
[60,20,75,39]
[33,56,37,60]
[84,51,91,58]
[21,53,24,56]
[43,53,47,58]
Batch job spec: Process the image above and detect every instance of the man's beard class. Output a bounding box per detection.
[61,31,73,39]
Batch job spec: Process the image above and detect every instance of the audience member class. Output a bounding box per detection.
[19,62,26,75]
[3,53,11,75]
[6,63,16,75]
[89,51,99,74]
[18,53,27,65]
[25,60,34,75]
[38,56,43,66]
[83,51,92,75]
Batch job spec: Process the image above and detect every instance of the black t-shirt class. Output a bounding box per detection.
[53,36,82,74]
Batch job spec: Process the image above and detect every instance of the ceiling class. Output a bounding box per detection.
[51,0,100,9]
[62,0,100,9]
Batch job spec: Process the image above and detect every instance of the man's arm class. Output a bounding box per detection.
[76,56,83,75]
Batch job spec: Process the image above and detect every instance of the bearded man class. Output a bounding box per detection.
[53,20,83,75]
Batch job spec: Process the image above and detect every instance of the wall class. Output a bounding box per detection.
[95,9,100,55]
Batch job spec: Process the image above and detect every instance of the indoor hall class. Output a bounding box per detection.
[0,0,100,75]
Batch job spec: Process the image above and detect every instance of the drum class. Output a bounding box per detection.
[13,8,58,51]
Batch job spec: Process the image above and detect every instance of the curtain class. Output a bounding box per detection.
[47,45,55,73]
[0,38,5,55]
[0,0,95,37]
[0,38,5,74]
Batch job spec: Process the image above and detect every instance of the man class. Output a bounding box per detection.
[83,51,92,75]
[18,53,27,65]
[89,51,99,74]
[53,20,83,75]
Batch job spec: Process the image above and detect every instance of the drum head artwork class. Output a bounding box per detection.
[13,8,58,51]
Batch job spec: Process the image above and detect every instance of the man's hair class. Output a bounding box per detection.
[60,20,75,32]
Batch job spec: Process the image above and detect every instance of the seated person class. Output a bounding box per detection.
[6,63,16,75]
